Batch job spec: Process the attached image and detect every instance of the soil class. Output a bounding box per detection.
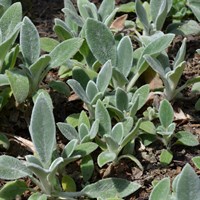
[0,0,200,200]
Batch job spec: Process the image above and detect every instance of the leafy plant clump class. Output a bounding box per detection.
[0,0,200,199]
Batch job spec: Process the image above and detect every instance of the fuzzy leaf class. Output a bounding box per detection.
[121,119,141,147]
[78,111,90,129]
[0,28,20,73]
[116,36,133,77]
[82,3,98,20]
[149,177,170,200]
[6,69,29,104]
[95,100,111,136]
[116,88,129,112]
[187,0,200,22]
[62,175,76,192]
[64,0,79,32]
[176,164,200,200]
[111,123,124,144]
[86,80,99,102]
[144,55,165,78]
[151,0,169,30]
[96,60,112,94]
[0,180,28,199]
[40,37,59,52]
[86,18,117,65]
[49,38,83,68]
[97,151,116,167]
[0,74,9,86]
[20,17,40,66]
[167,61,186,92]
[0,155,32,180]
[160,149,173,165]
[192,156,200,169]
[139,121,156,134]
[54,18,73,40]
[62,139,78,158]
[49,80,70,96]
[81,155,94,182]
[135,0,150,34]
[62,8,84,27]
[29,55,51,92]
[32,89,53,110]
[0,2,22,40]
[25,155,43,167]
[83,178,141,198]
[77,0,92,20]
[117,2,135,13]
[132,84,150,110]
[72,142,98,157]
[67,79,90,104]
[112,68,128,87]
[173,38,186,69]
[137,34,175,75]
[29,93,56,168]
[57,122,79,141]
[150,0,172,23]
[159,99,174,128]
[72,67,90,90]
[175,131,199,146]
[79,124,89,142]
[47,157,64,184]
[98,0,115,22]
[66,113,80,127]
[28,193,47,200]
[104,134,119,153]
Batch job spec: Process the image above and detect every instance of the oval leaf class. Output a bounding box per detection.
[0,155,32,180]
[159,99,174,128]
[6,69,29,104]
[29,93,56,168]
[81,155,94,182]
[57,122,79,141]
[86,18,117,65]
[175,131,199,146]
[176,164,200,200]
[0,180,28,199]
[20,17,40,66]
[49,38,84,68]
[97,151,116,167]
[0,2,22,40]
[95,100,111,136]
[72,142,98,157]
[62,175,76,192]
[149,177,170,200]
[116,36,133,77]
[96,60,112,94]
[83,178,141,198]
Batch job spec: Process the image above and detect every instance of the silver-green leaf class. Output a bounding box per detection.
[0,155,32,180]
[82,178,141,198]
[49,38,84,68]
[159,99,174,128]
[86,18,117,65]
[29,93,56,168]
[6,69,29,104]
[95,100,111,136]
[20,17,40,66]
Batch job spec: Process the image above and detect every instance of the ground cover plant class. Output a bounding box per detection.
[0,0,200,199]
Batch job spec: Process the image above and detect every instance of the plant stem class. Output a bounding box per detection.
[127,73,140,92]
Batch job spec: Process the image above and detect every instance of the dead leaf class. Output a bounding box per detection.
[110,14,128,31]
[174,107,191,125]
[5,133,35,153]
